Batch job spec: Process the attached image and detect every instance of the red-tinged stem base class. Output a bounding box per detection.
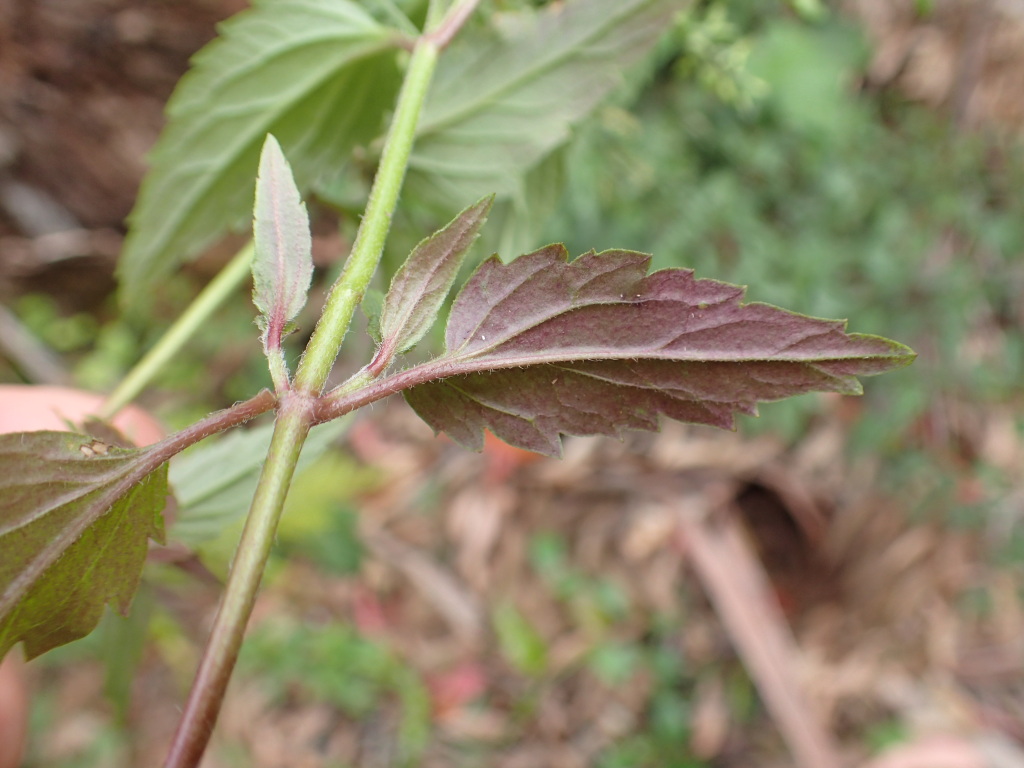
[162,393,312,768]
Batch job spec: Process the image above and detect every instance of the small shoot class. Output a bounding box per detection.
[252,135,314,392]
[371,195,493,376]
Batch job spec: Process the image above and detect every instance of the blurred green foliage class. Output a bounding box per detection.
[275,452,382,574]
[492,601,549,678]
[238,620,432,766]
[864,718,910,754]
[594,625,711,768]
[16,295,99,354]
[530,531,630,636]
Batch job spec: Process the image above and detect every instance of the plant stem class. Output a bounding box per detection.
[102,0,478,419]
[266,348,290,395]
[161,23,476,768]
[294,40,440,395]
[163,5,485,762]
[295,0,481,392]
[101,243,254,419]
[163,393,310,768]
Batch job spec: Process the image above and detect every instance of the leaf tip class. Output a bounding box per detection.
[258,132,284,163]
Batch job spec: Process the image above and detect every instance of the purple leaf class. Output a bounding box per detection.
[0,433,168,659]
[400,246,915,456]
[375,196,493,370]
[252,134,313,358]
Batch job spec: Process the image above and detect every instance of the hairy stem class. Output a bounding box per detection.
[314,356,467,424]
[101,243,254,419]
[147,388,277,466]
[266,348,290,395]
[162,394,310,768]
[292,0,479,395]
[294,39,440,395]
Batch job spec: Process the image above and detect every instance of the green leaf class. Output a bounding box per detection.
[485,147,567,259]
[361,287,386,345]
[377,196,493,361]
[400,246,915,457]
[118,0,402,307]
[748,20,868,140]
[0,433,168,659]
[405,0,678,216]
[101,584,154,725]
[252,135,313,364]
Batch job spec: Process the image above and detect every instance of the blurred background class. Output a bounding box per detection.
[1,0,1023,766]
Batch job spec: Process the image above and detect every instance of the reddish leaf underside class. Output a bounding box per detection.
[403,245,915,456]
[0,432,167,659]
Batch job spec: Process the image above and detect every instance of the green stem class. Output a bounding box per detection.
[162,394,311,768]
[294,39,440,394]
[100,243,254,419]
[163,5,484,763]
[162,31,457,768]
